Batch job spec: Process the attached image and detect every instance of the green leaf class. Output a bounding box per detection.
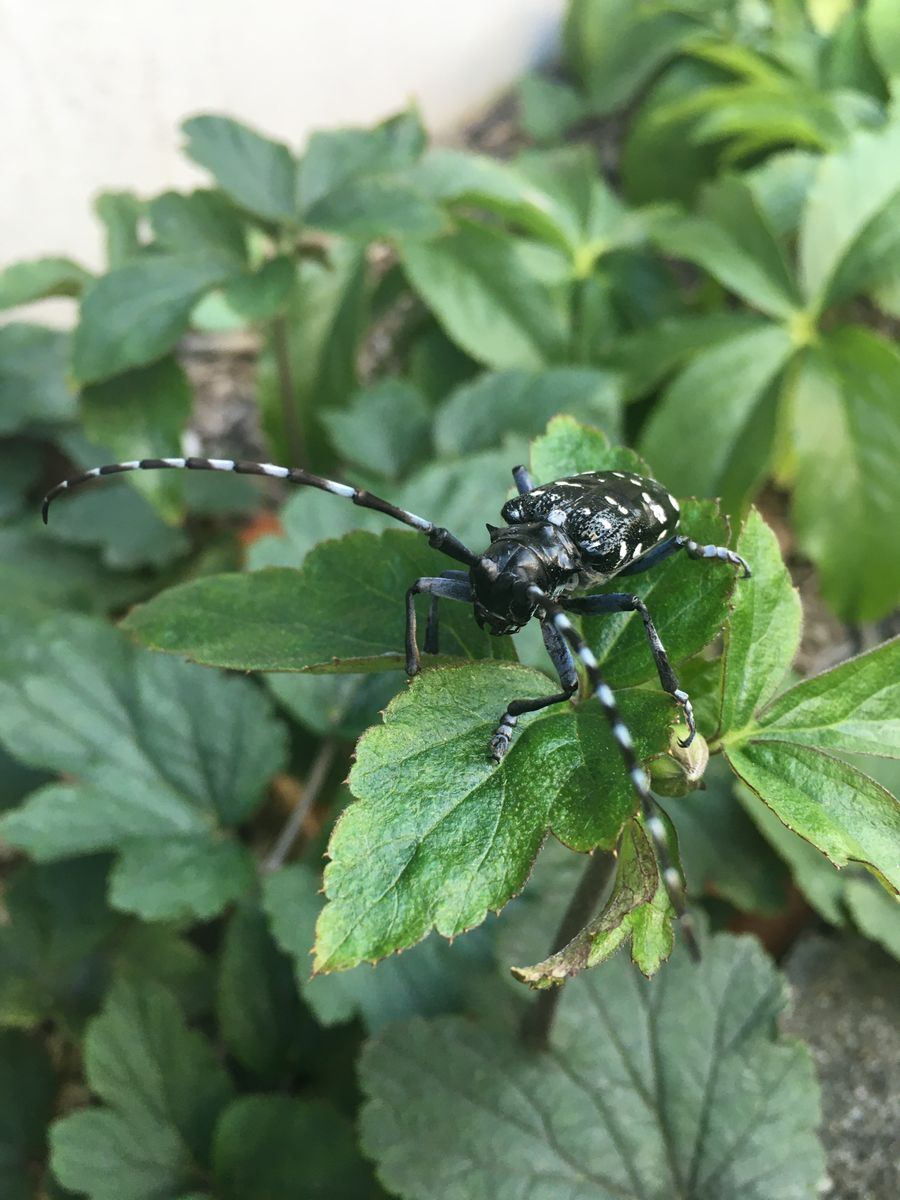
[0,521,149,615]
[0,1031,55,1200]
[124,529,516,674]
[73,256,236,384]
[737,783,847,924]
[434,367,621,456]
[256,243,368,460]
[221,254,294,322]
[0,324,76,434]
[609,311,762,402]
[867,0,900,80]
[798,120,900,311]
[263,863,494,1031]
[754,638,900,757]
[0,855,210,1032]
[0,857,115,1032]
[743,150,818,238]
[46,485,189,572]
[530,412,645,482]
[518,74,587,143]
[621,60,724,206]
[0,257,91,309]
[651,210,800,318]
[0,439,43,521]
[843,876,900,960]
[360,933,824,1199]
[264,671,403,740]
[148,190,247,262]
[565,0,701,114]
[212,1097,372,1200]
[787,328,900,621]
[314,662,673,972]
[216,902,310,1084]
[320,378,431,479]
[50,978,234,1200]
[94,192,143,267]
[512,823,667,987]
[726,742,900,891]
[306,175,446,241]
[297,109,427,213]
[79,356,193,521]
[584,499,735,689]
[720,508,801,734]
[0,611,287,921]
[639,323,795,512]
[669,760,788,915]
[699,175,801,307]
[182,115,297,223]
[399,220,569,369]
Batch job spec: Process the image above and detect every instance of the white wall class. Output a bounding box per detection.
[0,0,564,270]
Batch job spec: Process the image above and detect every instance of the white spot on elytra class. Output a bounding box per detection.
[641,491,652,504]
[650,502,667,523]
[603,494,617,505]
[618,541,628,560]
[547,508,567,526]
[617,505,629,516]
[668,494,680,512]
[633,542,643,558]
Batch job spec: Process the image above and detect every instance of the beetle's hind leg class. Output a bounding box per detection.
[562,592,696,747]
[489,619,578,762]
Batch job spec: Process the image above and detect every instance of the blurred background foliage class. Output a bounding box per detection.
[1,1,898,1197]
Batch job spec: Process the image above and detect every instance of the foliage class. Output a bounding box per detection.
[1,2,899,1196]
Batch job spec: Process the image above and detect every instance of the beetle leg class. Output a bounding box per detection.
[675,536,751,578]
[423,570,470,656]
[562,592,696,747]
[489,619,578,761]
[405,576,473,676]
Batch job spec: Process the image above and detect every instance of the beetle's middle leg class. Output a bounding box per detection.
[562,592,696,746]
[489,619,578,762]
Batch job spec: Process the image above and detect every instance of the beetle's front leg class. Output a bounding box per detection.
[405,575,473,676]
[489,619,578,761]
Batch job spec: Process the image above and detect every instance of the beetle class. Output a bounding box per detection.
[43,454,750,956]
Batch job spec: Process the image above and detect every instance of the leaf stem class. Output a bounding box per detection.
[272,314,306,467]
[262,736,339,873]
[520,848,617,1051]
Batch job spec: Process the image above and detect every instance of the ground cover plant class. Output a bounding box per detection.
[1,1,899,1196]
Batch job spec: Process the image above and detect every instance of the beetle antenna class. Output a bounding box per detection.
[41,455,478,568]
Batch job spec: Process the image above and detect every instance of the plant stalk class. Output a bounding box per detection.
[262,737,339,873]
[519,848,617,1051]
[272,314,306,467]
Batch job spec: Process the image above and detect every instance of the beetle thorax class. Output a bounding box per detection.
[470,523,579,635]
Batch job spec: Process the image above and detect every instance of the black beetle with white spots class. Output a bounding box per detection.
[43,455,751,958]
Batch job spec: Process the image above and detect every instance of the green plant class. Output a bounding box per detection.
[1,1,899,1195]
